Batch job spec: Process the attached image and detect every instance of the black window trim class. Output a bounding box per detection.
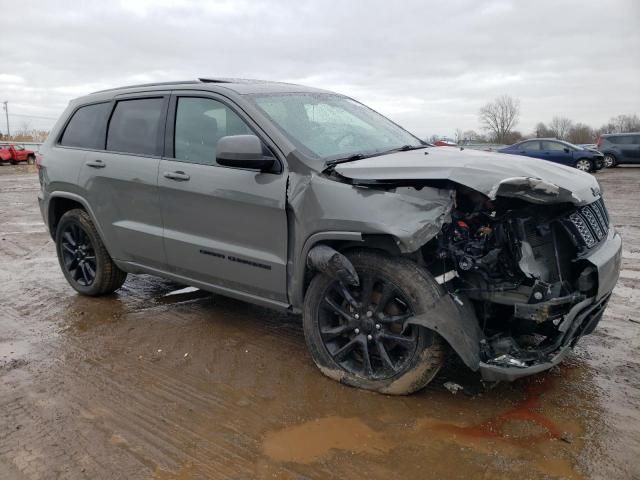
[56,100,112,152]
[104,94,170,158]
[165,91,283,174]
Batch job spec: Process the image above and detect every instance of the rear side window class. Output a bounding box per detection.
[60,102,110,149]
[521,141,541,151]
[107,98,164,155]
[607,135,635,145]
[542,141,567,151]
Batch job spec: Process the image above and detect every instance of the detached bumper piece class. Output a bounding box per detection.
[479,294,610,382]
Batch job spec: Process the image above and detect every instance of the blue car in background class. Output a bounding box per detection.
[499,138,605,172]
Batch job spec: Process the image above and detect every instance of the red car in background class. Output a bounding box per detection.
[0,144,37,165]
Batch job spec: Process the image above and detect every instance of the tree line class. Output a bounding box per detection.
[456,95,639,145]
[0,120,49,143]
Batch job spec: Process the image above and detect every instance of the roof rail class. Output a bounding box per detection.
[91,80,200,94]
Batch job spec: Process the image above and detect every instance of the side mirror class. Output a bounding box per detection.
[216,135,275,172]
[564,147,571,153]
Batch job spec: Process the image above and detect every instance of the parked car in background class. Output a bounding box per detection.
[499,138,604,172]
[597,133,640,167]
[0,144,37,165]
[433,139,457,147]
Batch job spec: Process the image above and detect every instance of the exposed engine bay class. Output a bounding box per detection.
[423,187,611,369]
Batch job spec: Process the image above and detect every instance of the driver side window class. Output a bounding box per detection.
[174,97,252,165]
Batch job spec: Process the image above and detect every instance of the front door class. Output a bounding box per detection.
[158,94,288,304]
[541,141,573,166]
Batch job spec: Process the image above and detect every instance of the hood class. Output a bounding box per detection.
[333,147,601,205]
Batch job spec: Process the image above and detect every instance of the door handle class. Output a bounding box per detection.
[85,159,106,168]
[163,171,190,181]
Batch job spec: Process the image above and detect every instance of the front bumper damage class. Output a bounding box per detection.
[479,230,621,381]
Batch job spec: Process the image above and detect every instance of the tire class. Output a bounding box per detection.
[27,155,35,165]
[575,158,592,172]
[55,209,127,296]
[604,154,617,168]
[303,249,447,395]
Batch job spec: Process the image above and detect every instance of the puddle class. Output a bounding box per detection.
[263,416,389,463]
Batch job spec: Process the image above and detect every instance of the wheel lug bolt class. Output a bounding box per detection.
[354,313,359,319]
[375,324,381,330]
[354,328,360,334]
[367,334,373,341]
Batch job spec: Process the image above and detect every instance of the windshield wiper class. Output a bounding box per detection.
[324,145,428,170]
[325,153,368,168]
[396,144,429,151]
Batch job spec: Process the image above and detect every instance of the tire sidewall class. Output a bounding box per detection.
[55,210,106,296]
[303,250,446,395]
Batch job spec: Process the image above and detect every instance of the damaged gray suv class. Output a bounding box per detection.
[38,78,622,394]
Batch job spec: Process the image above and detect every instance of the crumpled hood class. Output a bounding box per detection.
[333,147,601,205]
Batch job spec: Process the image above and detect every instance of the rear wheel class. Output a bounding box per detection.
[604,154,617,168]
[55,209,127,296]
[303,250,447,395]
[575,159,592,172]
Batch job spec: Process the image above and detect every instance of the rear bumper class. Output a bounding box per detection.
[479,231,621,382]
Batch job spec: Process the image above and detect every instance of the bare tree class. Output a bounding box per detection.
[534,122,552,138]
[454,128,463,144]
[478,95,520,143]
[462,129,485,142]
[548,116,573,140]
[609,114,640,133]
[567,123,594,144]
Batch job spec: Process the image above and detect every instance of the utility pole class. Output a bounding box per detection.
[2,101,9,138]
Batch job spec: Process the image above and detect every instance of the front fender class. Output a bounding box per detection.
[405,292,483,371]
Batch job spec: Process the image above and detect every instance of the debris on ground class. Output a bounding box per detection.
[444,381,464,394]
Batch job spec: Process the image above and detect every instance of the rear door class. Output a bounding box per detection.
[158,93,288,304]
[519,140,543,159]
[541,140,573,166]
[77,94,168,269]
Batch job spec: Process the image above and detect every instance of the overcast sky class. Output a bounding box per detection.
[1,0,639,138]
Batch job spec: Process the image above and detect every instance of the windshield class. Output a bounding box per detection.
[249,93,422,161]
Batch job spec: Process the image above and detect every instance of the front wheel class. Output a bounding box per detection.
[27,155,35,165]
[575,159,592,172]
[604,154,617,168]
[303,250,447,395]
[55,209,127,296]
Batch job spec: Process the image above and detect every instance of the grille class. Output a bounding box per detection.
[564,198,610,250]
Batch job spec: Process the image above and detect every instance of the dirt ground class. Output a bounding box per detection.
[0,164,638,480]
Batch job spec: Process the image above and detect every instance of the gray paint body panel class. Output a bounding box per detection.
[37,79,623,382]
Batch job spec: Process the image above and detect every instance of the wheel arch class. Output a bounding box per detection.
[292,231,407,310]
[47,192,105,242]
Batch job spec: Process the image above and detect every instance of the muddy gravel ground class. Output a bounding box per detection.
[0,164,638,480]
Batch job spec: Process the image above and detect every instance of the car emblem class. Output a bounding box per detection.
[591,187,601,198]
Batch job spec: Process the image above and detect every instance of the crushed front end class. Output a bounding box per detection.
[425,189,622,381]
